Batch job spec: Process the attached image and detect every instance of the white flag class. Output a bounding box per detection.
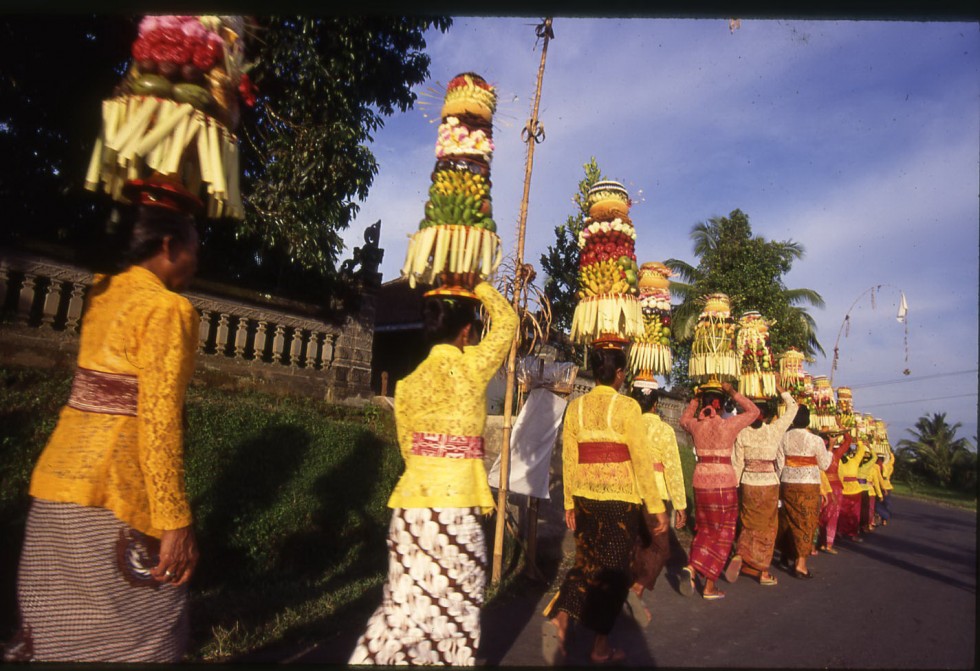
[896,291,909,323]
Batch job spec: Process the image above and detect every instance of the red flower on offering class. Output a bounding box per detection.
[238,72,257,107]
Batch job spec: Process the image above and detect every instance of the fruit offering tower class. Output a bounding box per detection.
[811,375,837,431]
[836,386,855,432]
[569,181,643,344]
[736,310,776,399]
[688,293,739,383]
[778,348,807,399]
[400,73,502,292]
[85,15,253,219]
[628,262,672,379]
[873,418,890,458]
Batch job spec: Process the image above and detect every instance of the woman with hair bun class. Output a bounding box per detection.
[543,344,665,665]
[7,178,202,663]
[349,278,517,667]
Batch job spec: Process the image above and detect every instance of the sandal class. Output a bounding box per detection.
[679,566,695,597]
[541,619,566,666]
[702,590,726,600]
[590,647,627,664]
[821,546,838,555]
[723,555,742,583]
[759,573,778,586]
[625,590,652,628]
[793,568,814,580]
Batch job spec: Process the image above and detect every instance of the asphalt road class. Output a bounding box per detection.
[486,495,976,668]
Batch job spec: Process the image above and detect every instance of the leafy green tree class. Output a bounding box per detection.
[896,412,975,489]
[0,16,450,300]
[540,158,604,358]
[665,209,825,387]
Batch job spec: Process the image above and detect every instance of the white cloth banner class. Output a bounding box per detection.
[487,387,567,499]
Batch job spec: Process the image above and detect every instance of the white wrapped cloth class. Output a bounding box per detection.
[487,387,567,499]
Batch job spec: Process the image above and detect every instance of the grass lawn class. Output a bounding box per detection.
[889,480,977,511]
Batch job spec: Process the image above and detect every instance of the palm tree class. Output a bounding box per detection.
[665,210,825,356]
[896,413,975,488]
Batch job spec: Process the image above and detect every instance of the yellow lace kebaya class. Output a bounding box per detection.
[387,281,518,514]
[29,266,199,538]
[562,386,665,515]
[839,440,869,496]
[640,412,687,511]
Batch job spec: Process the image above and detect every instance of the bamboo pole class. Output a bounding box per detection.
[492,17,554,585]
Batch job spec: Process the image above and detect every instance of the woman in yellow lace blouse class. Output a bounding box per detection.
[349,279,517,666]
[544,346,666,665]
[628,382,688,625]
[8,181,201,663]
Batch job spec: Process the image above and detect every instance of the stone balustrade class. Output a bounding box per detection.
[0,249,375,402]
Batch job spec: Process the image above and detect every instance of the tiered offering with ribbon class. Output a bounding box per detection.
[629,261,672,379]
[85,15,254,219]
[873,418,890,458]
[836,386,855,432]
[736,310,776,399]
[688,292,738,384]
[811,375,837,431]
[570,181,643,344]
[400,73,502,295]
[778,347,807,398]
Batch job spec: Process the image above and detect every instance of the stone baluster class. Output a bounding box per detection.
[198,309,212,352]
[308,332,323,370]
[272,324,285,364]
[289,328,303,368]
[234,317,249,359]
[65,282,86,332]
[321,334,337,369]
[17,273,37,325]
[41,279,64,329]
[253,321,268,361]
[215,314,230,356]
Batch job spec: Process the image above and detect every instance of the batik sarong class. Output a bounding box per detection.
[736,484,779,571]
[819,481,844,547]
[631,506,671,591]
[778,483,821,560]
[689,487,738,582]
[349,507,485,666]
[7,499,188,663]
[552,497,641,636]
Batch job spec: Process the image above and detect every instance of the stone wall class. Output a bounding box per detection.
[0,248,376,403]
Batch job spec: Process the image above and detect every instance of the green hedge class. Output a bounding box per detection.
[0,366,403,660]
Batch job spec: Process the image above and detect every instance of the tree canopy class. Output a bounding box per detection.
[896,412,976,490]
[664,209,825,385]
[0,15,451,301]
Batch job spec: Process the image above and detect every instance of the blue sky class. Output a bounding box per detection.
[345,17,979,445]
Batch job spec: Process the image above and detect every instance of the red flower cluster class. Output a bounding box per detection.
[132,27,223,72]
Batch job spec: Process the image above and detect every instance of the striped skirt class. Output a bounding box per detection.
[690,487,738,582]
[553,497,641,635]
[349,507,485,666]
[778,483,821,560]
[736,484,780,571]
[7,499,188,663]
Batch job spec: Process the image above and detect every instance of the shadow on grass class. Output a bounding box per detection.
[189,425,397,662]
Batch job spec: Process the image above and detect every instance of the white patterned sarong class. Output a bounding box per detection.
[349,507,485,666]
